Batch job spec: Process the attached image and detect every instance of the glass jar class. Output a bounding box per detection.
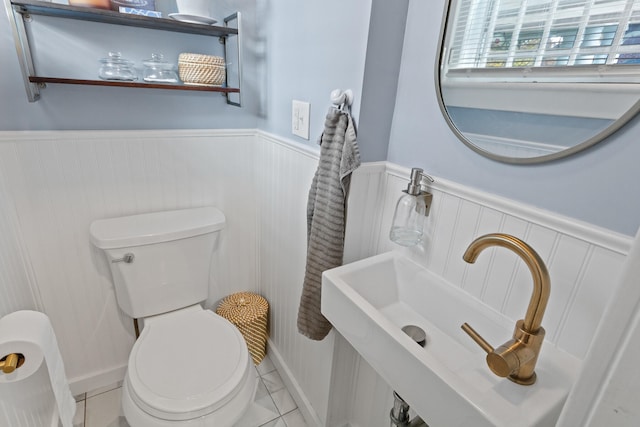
[98,52,137,81]
[142,53,178,83]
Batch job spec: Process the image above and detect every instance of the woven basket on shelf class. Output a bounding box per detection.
[216,292,269,365]
[178,53,226,86]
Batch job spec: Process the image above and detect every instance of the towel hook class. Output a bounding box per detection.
[330,89,353,111]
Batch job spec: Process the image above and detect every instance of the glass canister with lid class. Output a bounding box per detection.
[98,52,137,81]
[142,53,179,83]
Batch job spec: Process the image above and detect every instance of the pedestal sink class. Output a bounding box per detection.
[321,251,580,427]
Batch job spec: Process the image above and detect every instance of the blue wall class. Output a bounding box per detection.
[2,0,638,236]
[388,0,640,236]
[256,0,372,149]
[256,0,407,162]
[356,0,409,162]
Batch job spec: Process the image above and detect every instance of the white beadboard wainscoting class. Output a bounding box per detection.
[0,161,42,316]
[255,132,335,426]
[0,130,259,395]
[0,129,634,427]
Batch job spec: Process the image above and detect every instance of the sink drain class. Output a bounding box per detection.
[401,325,427,347]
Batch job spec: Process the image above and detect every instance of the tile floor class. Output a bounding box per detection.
[72,355,308,427]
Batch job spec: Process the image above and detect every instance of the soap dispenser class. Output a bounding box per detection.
[389,168,433,247]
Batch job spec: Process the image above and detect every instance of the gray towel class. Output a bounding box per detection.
[297,108,360,340]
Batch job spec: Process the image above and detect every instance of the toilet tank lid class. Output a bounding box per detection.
[89,207,225,249]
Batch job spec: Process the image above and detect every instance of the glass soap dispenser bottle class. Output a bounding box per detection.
[389,168,433,246]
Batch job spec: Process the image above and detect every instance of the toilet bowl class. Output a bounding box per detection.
[89,207,257,426]
[122,306,257,426]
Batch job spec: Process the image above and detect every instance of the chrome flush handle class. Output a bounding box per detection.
[112,253,135,264]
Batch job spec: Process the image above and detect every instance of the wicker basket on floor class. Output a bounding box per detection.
[216,292,269,365]
[178,53,226,86]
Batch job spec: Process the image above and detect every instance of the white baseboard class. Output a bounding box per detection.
[68,363,127,397]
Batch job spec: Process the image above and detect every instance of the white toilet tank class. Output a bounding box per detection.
[89,207,226,319]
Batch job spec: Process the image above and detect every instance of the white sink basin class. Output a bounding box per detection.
[321,251,580,427]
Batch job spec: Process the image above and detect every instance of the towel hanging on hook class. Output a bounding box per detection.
[297,89,360,341]
[330,88,353,112]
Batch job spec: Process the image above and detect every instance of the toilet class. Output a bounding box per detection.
[89,207,257,427]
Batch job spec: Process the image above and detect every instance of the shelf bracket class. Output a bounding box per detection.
[223,11,242,107]
[4,0,40,102]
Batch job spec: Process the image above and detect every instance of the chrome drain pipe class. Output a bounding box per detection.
[390,391,411,426]
[391,325,429,427]
[389,391,428,427]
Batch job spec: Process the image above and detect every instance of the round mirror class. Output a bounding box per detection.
[436,0,640,164]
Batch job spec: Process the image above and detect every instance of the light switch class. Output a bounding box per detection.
[292,100,310,140]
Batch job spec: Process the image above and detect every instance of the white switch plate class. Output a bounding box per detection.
[292,100,310,140]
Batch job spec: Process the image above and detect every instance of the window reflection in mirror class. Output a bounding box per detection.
[437,0,640,163]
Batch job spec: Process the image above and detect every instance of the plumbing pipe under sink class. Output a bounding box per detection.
[390,392,428,427]
[390,325,429,427]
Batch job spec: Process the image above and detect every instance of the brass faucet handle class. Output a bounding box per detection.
[461,323,494,353]
[461,323,520,378]
[486,341,525,378]
[462,322,539,385]
[0,353,20,374]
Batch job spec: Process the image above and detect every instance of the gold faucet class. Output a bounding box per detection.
[460,233,550,385]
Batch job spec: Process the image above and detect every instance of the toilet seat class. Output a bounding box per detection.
[126,305,253,421]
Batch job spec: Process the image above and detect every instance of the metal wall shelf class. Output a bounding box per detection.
[29,76,241,93]
[5,0,242,105]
